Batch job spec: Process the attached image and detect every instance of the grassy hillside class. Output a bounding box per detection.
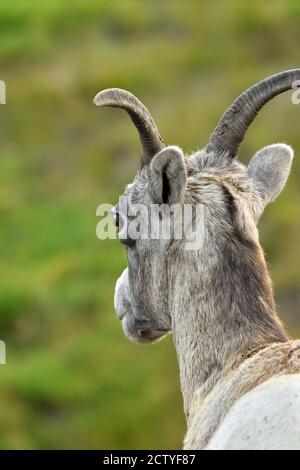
[0,0,300,449]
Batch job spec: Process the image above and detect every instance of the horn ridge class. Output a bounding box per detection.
[93,88,164,164]
[207,69,300,157]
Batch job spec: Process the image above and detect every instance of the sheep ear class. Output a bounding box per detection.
[149,146,187,204]
[248,144,293,220]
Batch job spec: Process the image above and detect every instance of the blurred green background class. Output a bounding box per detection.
[0,0,300,449]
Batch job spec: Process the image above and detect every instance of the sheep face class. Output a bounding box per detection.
[113,143,293,344]
[94,70,299,345]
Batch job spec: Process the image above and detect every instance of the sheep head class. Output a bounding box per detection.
[94,70,298,344]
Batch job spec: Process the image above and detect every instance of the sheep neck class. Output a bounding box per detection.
[170,241,288,418]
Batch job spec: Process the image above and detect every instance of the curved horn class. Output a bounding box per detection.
[207,69,300,157]
[93,88,164,164]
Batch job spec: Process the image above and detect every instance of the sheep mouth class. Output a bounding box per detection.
[136,328,170,343]
[122,320,170,344]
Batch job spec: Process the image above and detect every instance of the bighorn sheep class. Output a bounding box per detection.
[94,70,300,450]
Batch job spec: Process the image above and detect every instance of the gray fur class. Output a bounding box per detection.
[112,142,299,449]
[92,72,300,449]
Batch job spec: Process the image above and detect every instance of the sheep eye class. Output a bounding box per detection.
[114,211,120,229]
[111,206,135,247]
[112,207,122,231]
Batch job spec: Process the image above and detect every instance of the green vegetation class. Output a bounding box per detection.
[0,0,300,449]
